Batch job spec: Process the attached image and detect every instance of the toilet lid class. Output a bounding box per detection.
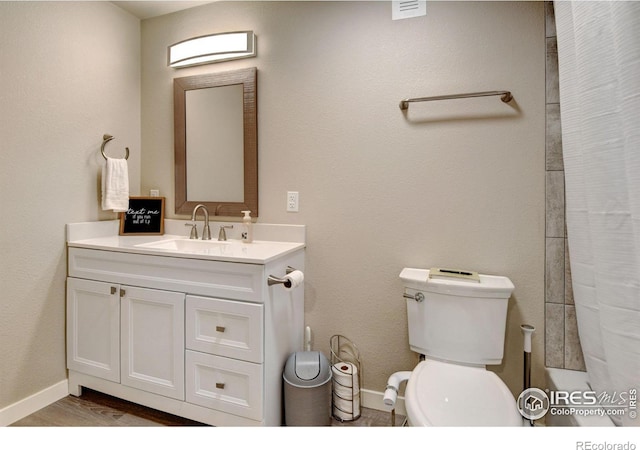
[405,359,522,426]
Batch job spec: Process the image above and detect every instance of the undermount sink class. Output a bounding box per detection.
[135,238,234,253]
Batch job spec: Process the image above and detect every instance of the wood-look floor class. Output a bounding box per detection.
[10,389,203,427]
[10,388,403,427]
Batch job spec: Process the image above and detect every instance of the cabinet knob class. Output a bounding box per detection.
[216,326,226,333]
[110,286,117,295]
[215,383,225,389]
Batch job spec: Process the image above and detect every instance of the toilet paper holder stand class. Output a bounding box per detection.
[267,266,297,287]
[330,334,362,422]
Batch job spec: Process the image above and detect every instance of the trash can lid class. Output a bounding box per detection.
[283,351,332,388]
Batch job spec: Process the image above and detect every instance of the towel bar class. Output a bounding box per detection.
[399,90,513,110]
[101,134,130,160]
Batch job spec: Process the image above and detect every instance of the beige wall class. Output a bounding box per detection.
[142,1,546,397]
[0,2,140,408]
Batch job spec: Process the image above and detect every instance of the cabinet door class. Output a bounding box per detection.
[121,286,185,400]
[66,278,120,382]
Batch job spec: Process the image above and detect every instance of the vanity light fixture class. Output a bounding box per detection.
[168,31,256,68]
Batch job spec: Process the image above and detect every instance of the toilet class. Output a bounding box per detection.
[384,267,522,426]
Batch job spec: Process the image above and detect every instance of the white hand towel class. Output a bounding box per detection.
[101,157,129,212]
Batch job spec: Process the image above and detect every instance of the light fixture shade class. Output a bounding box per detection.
[168,31,256,68]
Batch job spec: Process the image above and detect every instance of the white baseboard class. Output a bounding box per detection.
[0,379,68,427]
[361,388,406,416]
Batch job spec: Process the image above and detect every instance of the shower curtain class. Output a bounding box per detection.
[554,1,640,427]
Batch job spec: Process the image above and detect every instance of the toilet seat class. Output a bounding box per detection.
[405,359,522,426]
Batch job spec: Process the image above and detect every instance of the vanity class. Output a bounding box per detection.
[65,219,305,426]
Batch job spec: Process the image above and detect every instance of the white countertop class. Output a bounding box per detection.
[67,220,306,264]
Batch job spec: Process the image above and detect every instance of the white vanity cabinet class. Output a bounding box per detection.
[66,236,304,427]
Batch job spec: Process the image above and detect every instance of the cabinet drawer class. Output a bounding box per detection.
[186,350,263,421]
[186,295,263,363]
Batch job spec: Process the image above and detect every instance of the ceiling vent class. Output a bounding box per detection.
[392,1,427,20]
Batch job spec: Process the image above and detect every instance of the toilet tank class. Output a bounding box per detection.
[399,268,515,366]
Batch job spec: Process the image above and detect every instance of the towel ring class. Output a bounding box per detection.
[101,134,129,160]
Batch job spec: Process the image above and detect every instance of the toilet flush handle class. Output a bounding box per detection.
[403,292,424,302]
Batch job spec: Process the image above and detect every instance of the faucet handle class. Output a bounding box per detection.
[185,222,198,240]
[218,225,234,241]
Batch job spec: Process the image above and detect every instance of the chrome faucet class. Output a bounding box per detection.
[187,204,211,240]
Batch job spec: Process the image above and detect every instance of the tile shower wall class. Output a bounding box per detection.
[544,2,585,371]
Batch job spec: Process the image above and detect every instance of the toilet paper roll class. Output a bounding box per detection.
[333,394,361,420]
[332,362,359,389]
[333,382,358,400]
[283,270,304,290]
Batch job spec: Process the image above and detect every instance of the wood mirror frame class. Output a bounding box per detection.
[174,67,258,217]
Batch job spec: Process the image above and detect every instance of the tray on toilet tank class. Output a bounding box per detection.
[399,268,514,298]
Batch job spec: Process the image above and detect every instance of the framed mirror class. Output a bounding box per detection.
[174,67,258,216]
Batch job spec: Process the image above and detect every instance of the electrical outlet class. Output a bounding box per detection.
[149,189,160,197]
[287,191,299,212]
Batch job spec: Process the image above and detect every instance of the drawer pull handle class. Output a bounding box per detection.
[216,326,226,333]
[216,383,225,389]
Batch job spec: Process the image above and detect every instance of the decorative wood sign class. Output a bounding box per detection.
[119,197,165,235]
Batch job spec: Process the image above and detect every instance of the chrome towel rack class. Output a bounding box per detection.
[101,134,130,160]
[399,90,513,111]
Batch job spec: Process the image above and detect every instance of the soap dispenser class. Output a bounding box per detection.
[241,210,253,243]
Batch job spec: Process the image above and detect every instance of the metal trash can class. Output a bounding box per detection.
[283,351,332,426]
